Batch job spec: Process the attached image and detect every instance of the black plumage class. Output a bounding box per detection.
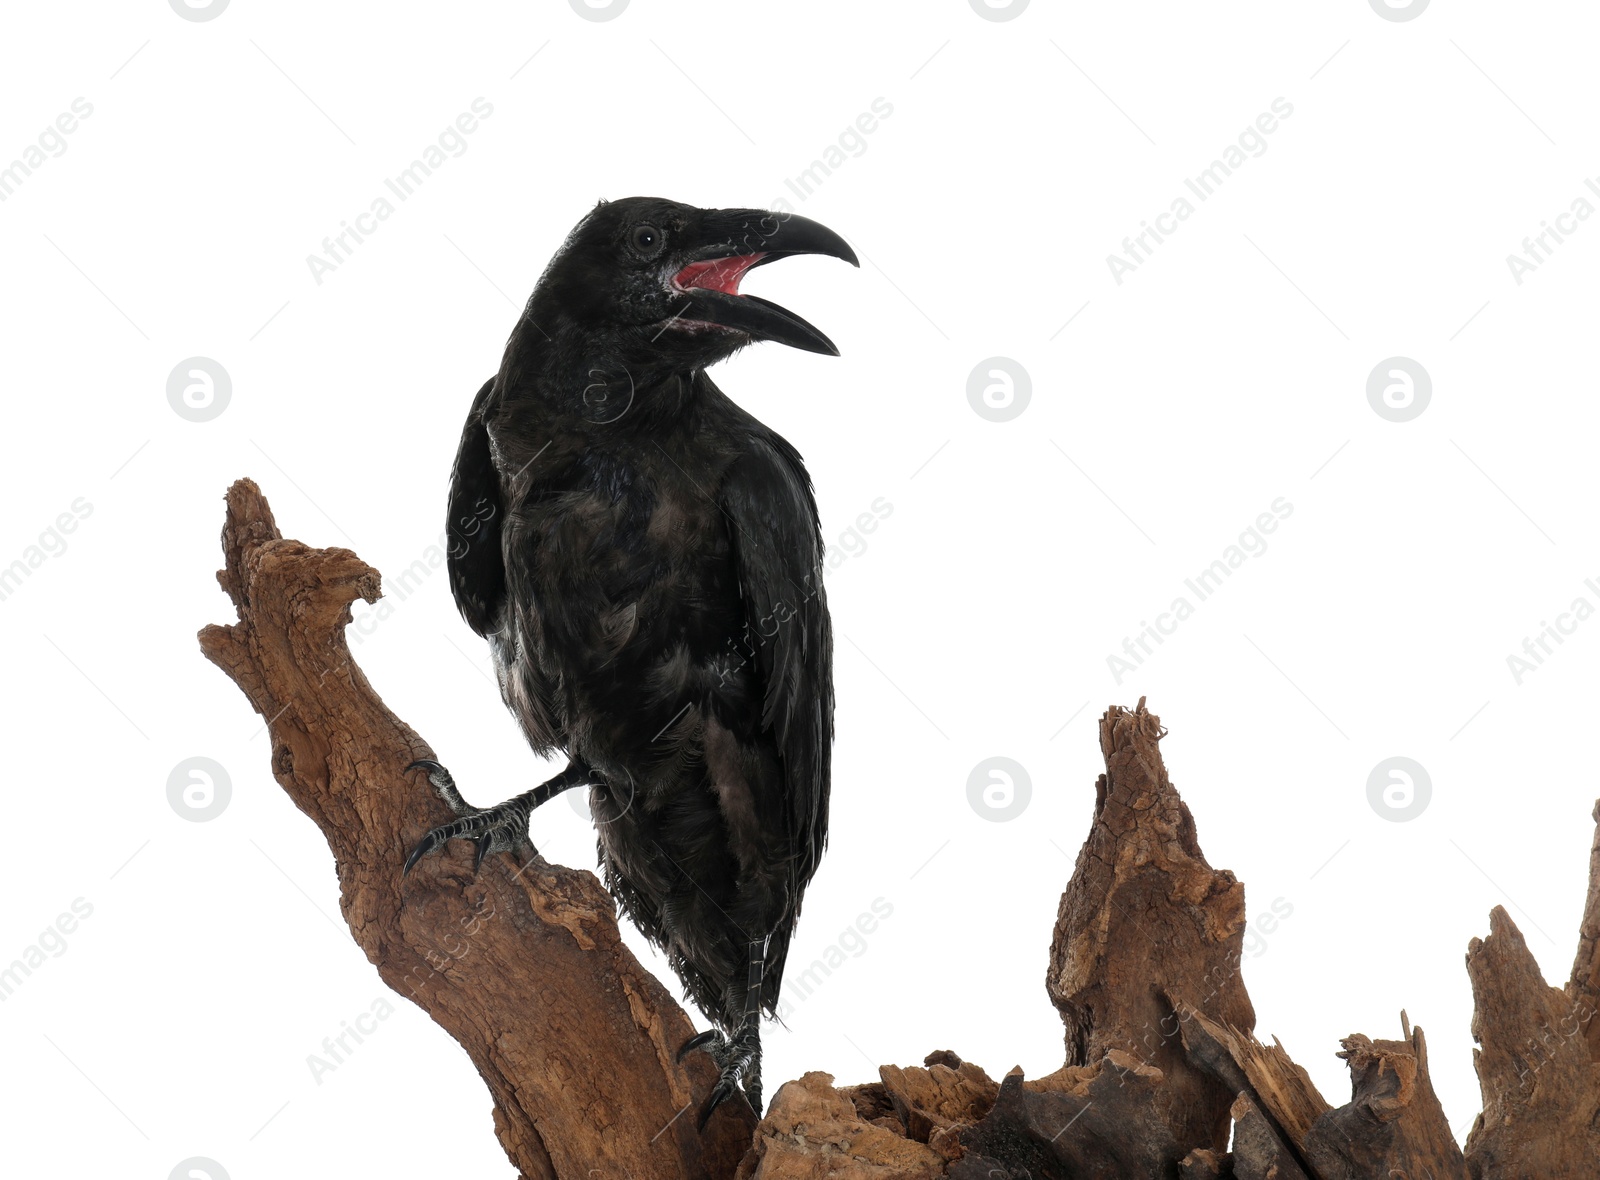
[404,197,856,1124]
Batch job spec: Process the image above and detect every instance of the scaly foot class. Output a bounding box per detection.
[677,1022,762,1128]
[403,759,538,875]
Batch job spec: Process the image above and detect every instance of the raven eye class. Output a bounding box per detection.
[630,223,664,257]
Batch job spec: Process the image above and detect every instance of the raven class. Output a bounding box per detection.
[404,197,854,1126]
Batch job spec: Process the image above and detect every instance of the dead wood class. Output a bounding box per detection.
[200,479,754,1179]
[1044,699,1256,1158]
[200,483,1600,1179]
[1175,1003,1330,1152]
[1568,801,1600,1060]
[1464,905,1600,1178]
[1229,1092,1311,1180]
[1300,1025,1469,1180]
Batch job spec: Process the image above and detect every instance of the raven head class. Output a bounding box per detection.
[533,197,859,370]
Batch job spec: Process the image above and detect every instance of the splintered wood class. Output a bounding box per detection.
[202,484,1600,1179]
[741,700,1600,1178]
[201,480,753,1180]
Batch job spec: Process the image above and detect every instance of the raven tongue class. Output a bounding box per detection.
[673,253,767,295]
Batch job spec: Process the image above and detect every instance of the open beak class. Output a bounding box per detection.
[667,210,859,356]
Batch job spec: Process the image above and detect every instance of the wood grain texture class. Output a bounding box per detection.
[197,487,1600,1178]
[199,479,755,1179]
[1045,698,1256,1158]
[1465,904,1600,1177]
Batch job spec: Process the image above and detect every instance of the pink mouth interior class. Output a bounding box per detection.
[673,253,767,295]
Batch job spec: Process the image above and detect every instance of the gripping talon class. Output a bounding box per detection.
[401,758,588,877]
[696,1077,740,1131]
[403,830,441,876]
[406,758,454,792]
[676,1029,720,1064]
[679,1023,760,1126]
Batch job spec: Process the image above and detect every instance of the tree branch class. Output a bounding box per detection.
[199,478,754,1179]
[201,481,1600,1179]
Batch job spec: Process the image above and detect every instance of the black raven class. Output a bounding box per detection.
[404,197,854,1126]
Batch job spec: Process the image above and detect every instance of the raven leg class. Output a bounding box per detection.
[403,758,591,875]
[677,936,768,1128]
[741,936,766,1115]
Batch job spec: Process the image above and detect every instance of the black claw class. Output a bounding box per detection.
[696,1080,738,1131]
[681,1026,759,1127]
[676,1029,720,1063]
[402,832,438,876]
[400,766,557,878]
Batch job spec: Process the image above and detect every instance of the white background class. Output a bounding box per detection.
[2,1,1596,1175]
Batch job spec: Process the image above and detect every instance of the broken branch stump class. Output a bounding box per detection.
[199,479,754,1179]
[201,480,1600,1179]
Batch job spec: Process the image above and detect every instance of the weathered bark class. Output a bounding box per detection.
[1301,1024,1469,1180]
[199,482,1600,1179]
[878,1053,998,1154]
[1176,1003,1330,1154]
[1229,1093,1310,1180]
[199,479,755,1179]
[734,1071,946,1179]
[1568,801,1600,1061]
[1044,699,1256,1158]
[745,707,1595,1179]
[1178,1149,1232,1178]
[1464,906,1600,1177]
[949,1057,1186,1180]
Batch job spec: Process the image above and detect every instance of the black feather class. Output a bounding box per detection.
[441,197,846,1052]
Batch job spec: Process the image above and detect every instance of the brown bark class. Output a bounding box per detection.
[734,1072,947,1179]
[1176,1003,1330,1152]
[1567,801,1600,1062]
[199,479,755,1179]
[947,1056,1187,1179]
[1178,1149,1231,1178]
[1044,699,1256,1157]
[878,1054,999,1151]
[1301,1025,1469,1180]
[1464,905,1600,1177]
[1228,1093,1311,1180]
[200,481,1600,1179]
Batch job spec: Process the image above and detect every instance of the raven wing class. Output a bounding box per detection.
[718,433,834,886]
[445,377,505,637]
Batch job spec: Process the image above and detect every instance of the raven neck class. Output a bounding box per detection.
[497,314,709,433]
